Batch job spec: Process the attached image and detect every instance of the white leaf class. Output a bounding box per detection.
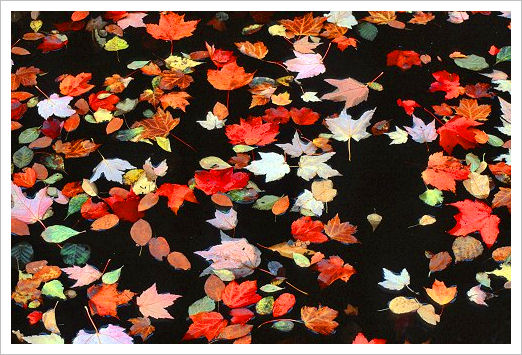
[378,268,411,291]
[277,131,317,158]
[24,333,64,344]
[246,152,290,182]
[297,152,341,181]
[73,324,133,344]
[467,285,488,306]
[386,127,409,145]
[324,11,358,28]
[301,91,322,102]
[325,108,376,142]
[36,93,76,119]
[284,51,326,80]
[207,209,237,230]
[291,189,324,216]
[197,112,226,130]
[404,116,437,143]
[91,158,136,183]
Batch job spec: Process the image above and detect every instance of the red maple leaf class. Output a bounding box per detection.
[104,190,145,223]
[291,216,327,243]
[80,198,110,220]
[421,152,470,192]
[156,183,198,214]
[448,199,500,247]
[221,280,262,309]
[429,70,465,100]
[146,12,199,41]
[352,332,387,344]
[225,117,279,146]
[88,91,120,111]
[263,107,290,124]
[289,107,320,125]
[396,99,420,115]
[194,168,249,195]
[314,255,356,288]
[182,312,228,342]
[386,50,421,70]
[205,42,236,68]
[59,73,94,97]
[437,116,484,154]
[37,34,68,53]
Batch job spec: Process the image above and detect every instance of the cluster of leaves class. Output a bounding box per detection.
[11,10,511,345]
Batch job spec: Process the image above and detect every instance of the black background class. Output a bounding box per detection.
[11,11,511,344]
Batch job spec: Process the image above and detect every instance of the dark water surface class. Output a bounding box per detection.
[11,11,511,344]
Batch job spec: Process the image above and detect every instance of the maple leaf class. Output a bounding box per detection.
[386,50,421,70]
[159,91,191,111]
[301,305,339,335]
[37,94,76,119]
[284,51,326,80]
[425,279,457,306]
[207,62,254,91]
[11,66,41,90]
[245,152,290,182]
[12,167,36,189]
[104,74,133,94]
[437,116,483,154]
[454,98,491,121]
[87,283,135,317]
[139,88,164,107]
[225,117,279,146]
[128,317,155,341]
[146,12,199,41]
[156,183,198,214]
[197,112,226,130]
[291,216,327,243]
[352,332,386,344]
[404,116,438,143]
[104,190,145,223]
[378,268,411,291]
[11,183,53,225]
[429,70,465,100]
[117,12,147,30]
[73,324,133,344]
[289,107,320,125]
[59,73,95,97]
[222,280,262,308]
[194,168,249,195]
[320,77,369,109]
[421,152,470,192]
[88,91,119,111]
[62,265,102,288]
[293,36,322,53]
[52,139,101,158]
[195,233,261,279]
[363,11,397,24]
[292,189,324,216]
[409,11,435,25]
[397,99,420,115]
[133,108,180,140]
[324,214,358,244]
[314,255,356,288]
[91,158,135,184]
[137,283,181,319]
[448,199,500,247]
[235,41,268,59]
[297,152,341,180]
[465,83,493,98]
[492,187,511,212]
[206,209,238,230]
[276,131,317,157]
[280,12,326,36]
[182,312,228,342]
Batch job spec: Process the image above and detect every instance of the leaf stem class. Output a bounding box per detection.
[257,318,302,329]
[84,306,101,344]
[169,133,197,152]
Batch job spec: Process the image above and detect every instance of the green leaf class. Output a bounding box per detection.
[60,243,90,265]
[41,280,66,299]
[253,195,280,210]
[487,134,504,147]
[66,193,89,218]
[453,55,489,71]
[495,46,511,64]
[127,60,150,70]
[23,333,65,344]
[115,127,143,141]
[13,146,34,168]
[227,188,259,204]
[292,253,310,268]
[156,136,172,152]
[43,173,63,185]
[255,296,274,315]
[104,36,129,51]
[233,144,255,153]
[213,269,235,281]
[419,188,443,207]
[11,242,33,265]
[476,272,491,289]
[188,296,215,316]
[272,320,294,332]
[41,225,81,243]
[465,153,481,172]
[114,98,138,115]
[18,127,40,144]
[102,266,123,284]
[41,153,65,171]
[260,284,284,293]
[143,109,155,118]
[357,22,378,41]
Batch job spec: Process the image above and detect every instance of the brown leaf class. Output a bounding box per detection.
[53,139,101,158]
[133,108,180,139]
[91,214,119,231]
[301,305,338,335]
[167,252,191,270]
[324,214,358,244]
[492,187,511,212]
[148,237,170,261]
[280,12,326,36]
[204,275,225,301]
[428,251,452,274]
[138,193,159,212]
[129,317,155,341]
[106,117,124,134]
[235,41,268,59]
[272,195,290,215]
[492,246,511,262]
[130,219,152,246]
[218,324,253,340]
[211,193,233,207]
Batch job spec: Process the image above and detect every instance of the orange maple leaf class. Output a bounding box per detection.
[421,152,470,192]
[301,305,339,335]
[207,62,254,91]
[133,108,180,139]
[324,214,359,244]
[314,255,356,288]
[425,279,457,306]
[280,12,326,37]
[59,73,95,97]
[87,283,135,317]
[159,91,191,111]
[146,12,199,41]
[454,98,491,121]
[52,139,101,158]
